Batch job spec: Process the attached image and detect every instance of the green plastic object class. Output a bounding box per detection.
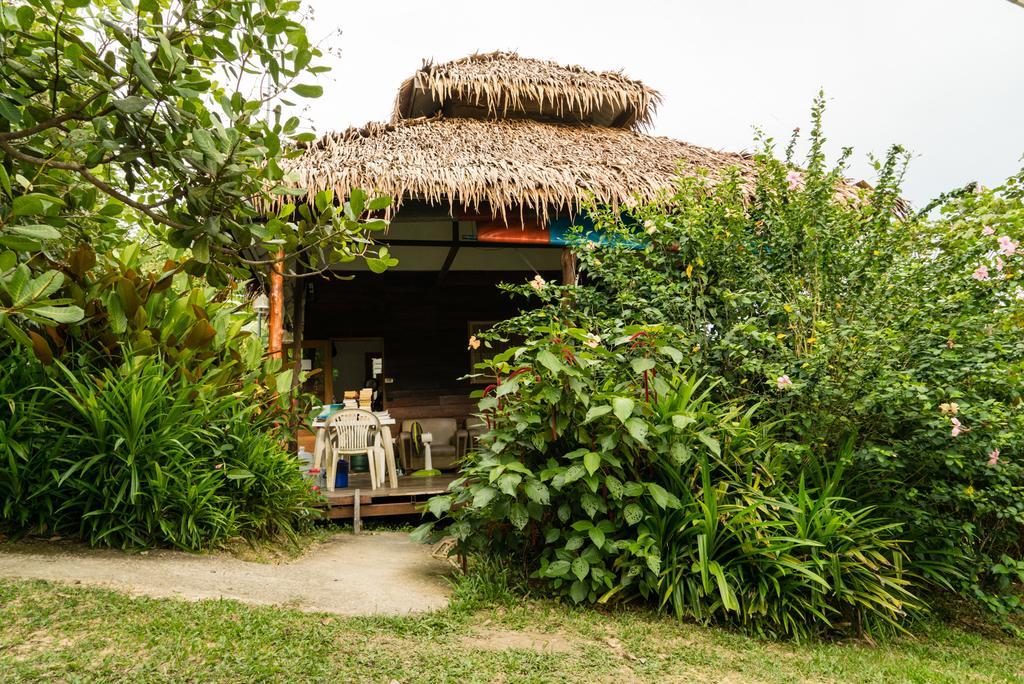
[350,453,370,473]
[411,469,441,478]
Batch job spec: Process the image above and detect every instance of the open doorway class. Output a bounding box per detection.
[330,337,385,411]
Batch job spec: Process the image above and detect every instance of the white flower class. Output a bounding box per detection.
[529,274,547,291]
[776,375,793,389]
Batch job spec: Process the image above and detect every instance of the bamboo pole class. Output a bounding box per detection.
[268,248,285,359]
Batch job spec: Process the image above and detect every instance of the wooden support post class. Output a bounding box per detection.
[436,219,461,285]
[268,248,285,359]
[560,247,577,286]
[353,489,362,533]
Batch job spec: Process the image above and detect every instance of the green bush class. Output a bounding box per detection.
[415,327,922,639]
[418,100,1023,633]
[0,247,319,549]
[0,348,318,551]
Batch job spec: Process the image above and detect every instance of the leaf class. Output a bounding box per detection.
[581,493,601,518]
[631,357,656,374]
[365,257,390,274]
[571,556,589,581]
[226,468,254,480]
[565,535,584,551]
[605,475,624,499]
[8,224,61,240]
[588,526,606,549]
[497,472,522,496]
[625,417,648,443]
[16,270,63,306]
[29,305,83,324]
[28,330,53,364]
[557,503,571,523]
[583,451,601,476]
[426,496,451,518]
[569,580,588,603]
[192,129,223,162]
[509,503,529,530]
[584,405,612,423]
[495,378,520,397]
[546,560,571,578]
[183,320,216,348]
[523,480,550,505]
[671,414,696,429]
[11,193,62,217]
[536,349,565,375]
[367,196,391,211]
[697,431,721,457]
[191,237,210,264]
[472,486,497,509]
[562,463,586,485]
[623,503,644,525]
[647,483,680,509]
[275,369,294,395]
[113,96,149,113]
[292,84,323,98]
[612,397,635,423]
[670,443,692,465]
[658,345,684,363]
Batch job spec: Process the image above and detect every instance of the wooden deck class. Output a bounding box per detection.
[321,472,457,520]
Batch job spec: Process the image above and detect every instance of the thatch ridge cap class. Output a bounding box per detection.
[391,50,662,130]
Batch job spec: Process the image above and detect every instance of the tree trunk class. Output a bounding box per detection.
[560,247,577,286]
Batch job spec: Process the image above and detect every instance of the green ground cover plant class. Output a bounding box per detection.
[417,101,1024,636]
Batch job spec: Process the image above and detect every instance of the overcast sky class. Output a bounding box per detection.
[299,0,1024,207]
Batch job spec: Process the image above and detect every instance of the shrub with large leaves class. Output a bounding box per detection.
[415,322,921,638]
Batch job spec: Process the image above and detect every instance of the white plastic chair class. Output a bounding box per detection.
[324,409,385,491]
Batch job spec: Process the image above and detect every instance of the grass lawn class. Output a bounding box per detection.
[1,565,1022,684]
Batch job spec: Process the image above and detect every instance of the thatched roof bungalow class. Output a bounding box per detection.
[283,52,770,441]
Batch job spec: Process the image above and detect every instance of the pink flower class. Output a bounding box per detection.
[972,265,990,281]
[584,334,600,349]
[529,274,547,291]
[997,236,1018,257]
[996,257,1005,272]
[982,225,995,236]
[785,171,802,190]
[776,375,793,389]
[987,448,1000,466]
[950,417,962,437]
[311,485,320,492]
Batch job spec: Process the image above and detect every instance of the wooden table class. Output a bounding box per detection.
[312,410,398,489]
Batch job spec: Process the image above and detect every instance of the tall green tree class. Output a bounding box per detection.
[0,0,390,355]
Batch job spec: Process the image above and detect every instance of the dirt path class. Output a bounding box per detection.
[0,532,451,616]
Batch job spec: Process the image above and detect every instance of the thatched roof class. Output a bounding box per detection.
[392,51,661,130]
[284,116,758,223]
[279,52,875,222]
